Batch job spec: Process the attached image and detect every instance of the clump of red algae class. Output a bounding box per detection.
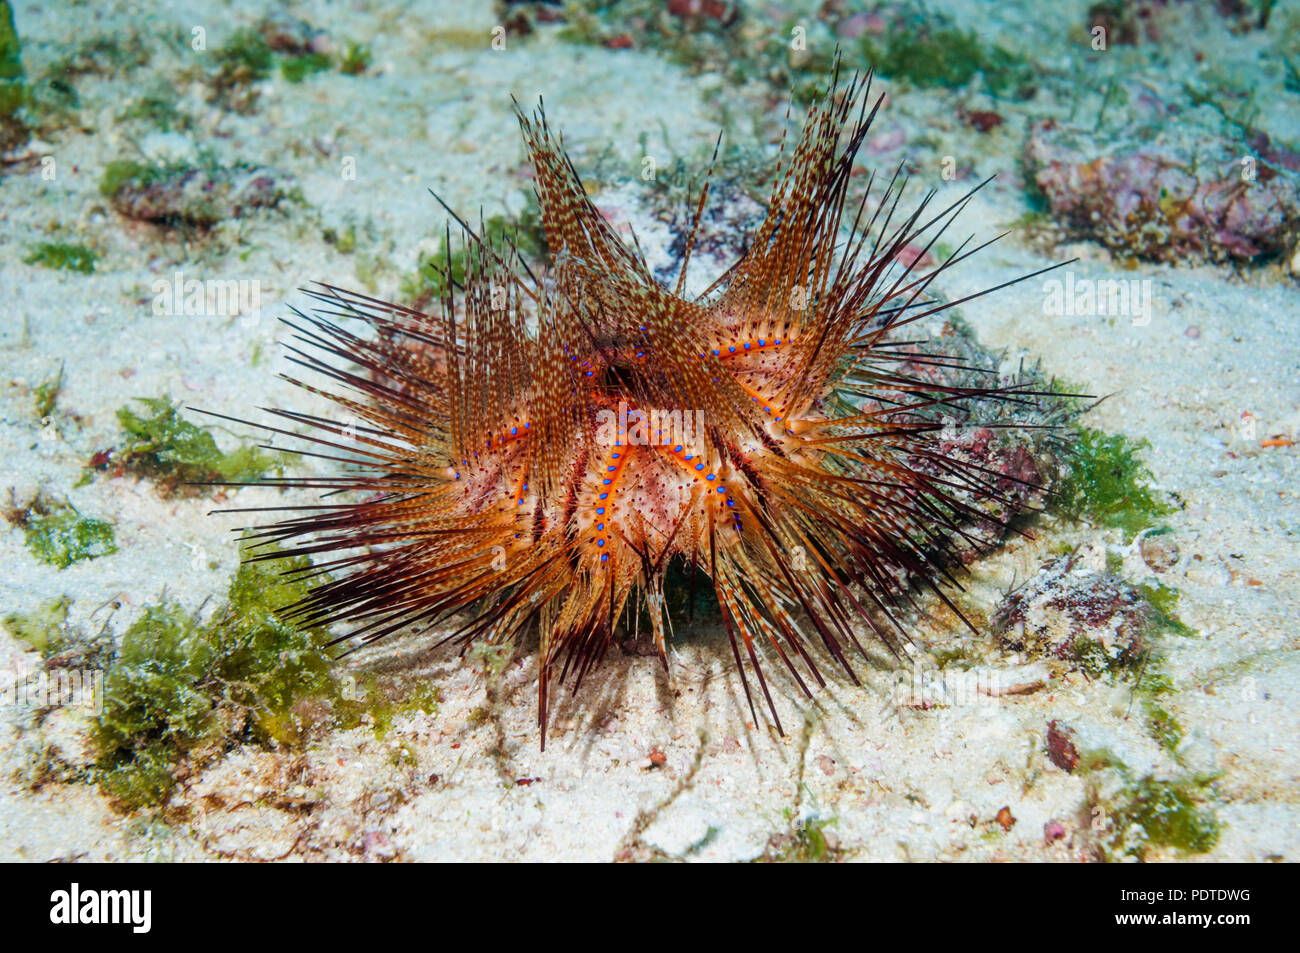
[865,318,1066,555]
[1046,719,1081,773]
[1024,115,1300,265]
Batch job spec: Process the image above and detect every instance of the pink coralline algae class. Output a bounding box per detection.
[1024,118,1300,264]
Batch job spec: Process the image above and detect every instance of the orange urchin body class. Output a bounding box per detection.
[230,71,1063,744]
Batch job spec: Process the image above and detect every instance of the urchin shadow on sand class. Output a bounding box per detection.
[333,587,962,780]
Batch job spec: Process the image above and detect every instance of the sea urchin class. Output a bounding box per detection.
[214,70,1065,746]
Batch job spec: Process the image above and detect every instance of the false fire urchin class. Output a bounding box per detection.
[214,70,1066,746]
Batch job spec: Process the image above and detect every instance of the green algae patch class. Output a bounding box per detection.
[337,676,440,737]
[98,159,156,198]
[217,27,273,77]
[4,596,72,654]
[1078,703,1220,857]
[4,595,114,670]
[860,26,1035,98]
[323,223,357,253]
[209,26,273,110]
[1132,637,1191,757]
[402,203,547,308]
[1139,580,1193,638]
[370,681,440,736]
[403,241,468,304]
[94,552,338,811]
[1144,703,1184,754]
[1050,426,1174,534]
[24,507,117,569]
[280,51,331,83]
[209,22,369,109]
[1133,584,1194,754]
[33,362,63,418]
[112,396,282,493]
[94,602,219,808]
[338,42,371,76]
[1085,757,1221,859]
[23,242,98,274]
[50,31,153,79]
[0,0,28,152]
[758,812,840,863]
[1118,777,1220,856]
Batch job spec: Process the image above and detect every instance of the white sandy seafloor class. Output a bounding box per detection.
[0,0,1296,861]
